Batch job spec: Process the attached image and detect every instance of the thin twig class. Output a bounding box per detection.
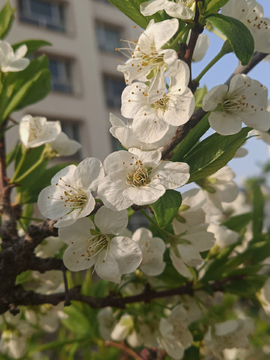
[105,341,143,360]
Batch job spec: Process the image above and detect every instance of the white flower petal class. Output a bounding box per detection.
[151,161,190,189]
[94,207,128,235]
[74,157,105,192]
[98,172,133,211]
[59,217,94,245]
[95,250,121,283]
[110,236,142,274]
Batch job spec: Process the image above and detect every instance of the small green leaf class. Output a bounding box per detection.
[204,0,230,16]
[150,190,182,229]
[6,142,20,167]
[206,14,254,65]
[108,0,162,29]
[0,55,51,125]
[222,212,253,232]
[12,39,52,56]
[185,127,250,182]
[225,275,267,298]
[0,1,15,39]
[171,113,210,162]
[252,185,264,237]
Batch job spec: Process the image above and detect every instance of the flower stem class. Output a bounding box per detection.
[194,40,233,83]
[13,152,46,183]
[140,208,160,231]
[11,146,27,183]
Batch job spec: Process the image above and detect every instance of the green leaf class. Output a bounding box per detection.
[150,190,182,229]
[108,0,163,29]
[222,212,253,232]
[171,113,210,162]
[0,1,15,39]
[185,127,250,182]
[204,0,230,16]
[183,346,200,360]
[224,241,270,269]
[225,275,267,298]
[252,185,264,237]
[0,56,51,125]
[206,14,254,65]
[201,239,242,282]
[6,142,20,167]
[12,39,52,56]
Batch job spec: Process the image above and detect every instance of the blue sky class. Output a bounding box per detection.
[192,0,270,184]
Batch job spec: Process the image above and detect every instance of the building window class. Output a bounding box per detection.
[48,58,73,94]
[18,0,66,32]
[95,22,122,53]
[103,75,125,108]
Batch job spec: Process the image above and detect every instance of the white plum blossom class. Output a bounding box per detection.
[140,0,195,20]
[98,148,190,211]
[98,308,117,340]
[111,314,134,341]
[132,227,166,276]
[0,332,28,359]
[109,113,178,151]
[35,236,63,258]
[19,115,61,149]
[190,33,210,62]
[172,188,206,233]
[158,304,193,359]
[208,223,238,248]
[50,132,82,157]
[38,157,104,227]
[253,129,270,145]
[117,19,179,87]
[121,60,195,143]
[32,270,63,294]
[222,0,270,53]
[202,75,270,135]
[0,41,30,72]
[59,207,142,283]
[204,319,254,353]
[199,166,239,216]
[170,223,216,278]
[181,295,202,322]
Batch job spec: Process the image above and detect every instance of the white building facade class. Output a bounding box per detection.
[6,0,139,161]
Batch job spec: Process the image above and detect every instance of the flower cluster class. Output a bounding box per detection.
[4,0,270,357]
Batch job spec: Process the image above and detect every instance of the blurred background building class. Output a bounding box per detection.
[6,0,139,162]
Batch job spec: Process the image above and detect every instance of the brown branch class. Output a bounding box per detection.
[105,341,143,360]
[0,121,17,243]
[161,51,267,160]
[184,0,204,93]
[0,276,243,315]
[225,52,268,85]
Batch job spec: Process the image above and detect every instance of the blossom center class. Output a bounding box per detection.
[218,81,264,115]
[154,95,170,111]
[87,234,109,260]
[28,120,44,141]
[55,178,88,214]
[126,161,152,187]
